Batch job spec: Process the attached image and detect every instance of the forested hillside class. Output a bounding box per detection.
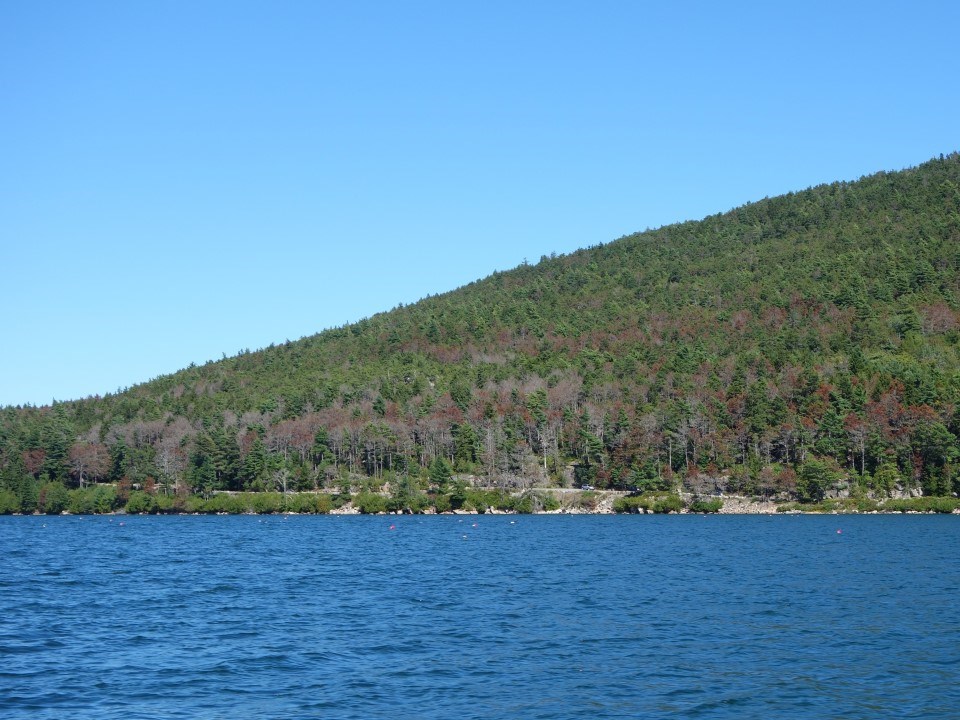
[3,154,960,512]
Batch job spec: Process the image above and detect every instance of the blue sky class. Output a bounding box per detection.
[2,1,958,407]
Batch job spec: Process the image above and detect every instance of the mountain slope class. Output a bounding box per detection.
[3,154,960,508]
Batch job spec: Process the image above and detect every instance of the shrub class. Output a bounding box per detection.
[613,492,685,514]
[464,489,490,513]
[284,493,311,513]
[313,493,333,514]
[776,503,803,513]
[776,497,886,513]
[778,499,836,513]
[464,489,508,513]
[688,497,723,513]
[540,492,560,512]
[388,491,429,514]
[929,497,960,513]
[68,488,97,514]
[433,493,452,513]
[125,491,157,514]
[511,493,530,514]
[39,482,69,514]
[285,493,333,514]
[652,494,684,513]
[353,491,388,514]
[93,486,117,514]
[0,489,20,514]
[248,492,282,514]
[491,492,518,512]
[573,490,599,511]
[190,493,244,513]
[612,496,650,513]
[883,497,960,513]
[153,494,177,514]
[183,495,207,513]
[64,485,118,514]
[512,491,559,514]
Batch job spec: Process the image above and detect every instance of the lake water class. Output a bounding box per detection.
[2,514,959,719]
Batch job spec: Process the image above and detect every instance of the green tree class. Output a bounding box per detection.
[39,482,69,514]
[815,408,847,462]
[312,428,333,467]
[911,420,957,494]
[429,456,453,493]
[126,491,157,514]
[243,436,270,489]
[796,460,839,503]
[213,426,242,490]
[13,471,39,514]
[0,489,20,514]
[189,433,219,497]
[872,461,900,496]
[452,424,479,470]
[40,407,73,483]
[93,485,117,513]
[449,376,472,411]
[109,439,130,484]
[390,474,428,513]
[68,488,96,514]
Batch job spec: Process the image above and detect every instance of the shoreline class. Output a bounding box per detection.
[8,486,960,517]
[7,496,960,517]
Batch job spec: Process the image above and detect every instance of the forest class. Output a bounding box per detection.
[2,153,960,513]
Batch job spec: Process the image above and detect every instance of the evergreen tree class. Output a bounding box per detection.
[213,427,241,490]
[40,406,72,483]
[429,456,453,493]
[109,439,130,484]
[242,437,270,490]
[4,154,960,505]
[814,408,847,462]
[190,433,219,497]
[452,423,480,470]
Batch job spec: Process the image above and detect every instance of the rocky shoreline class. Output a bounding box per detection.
[11,490,958,516]
[322,492,960,516]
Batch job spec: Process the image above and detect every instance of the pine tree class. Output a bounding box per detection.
[429,456,452,493]
[242,437,269,490]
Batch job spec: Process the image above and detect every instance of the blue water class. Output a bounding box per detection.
[2,515,959,719]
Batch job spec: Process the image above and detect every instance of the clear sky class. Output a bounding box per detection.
[2,1,958,407]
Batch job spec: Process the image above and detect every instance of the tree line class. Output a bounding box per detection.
[2,154,960,512]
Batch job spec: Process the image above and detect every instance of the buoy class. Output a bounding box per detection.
[837,529,842,534]
[389,524,396,530]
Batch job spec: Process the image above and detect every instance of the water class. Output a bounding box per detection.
[2,514,959,719]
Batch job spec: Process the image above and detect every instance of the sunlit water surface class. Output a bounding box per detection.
[2,514,959,719]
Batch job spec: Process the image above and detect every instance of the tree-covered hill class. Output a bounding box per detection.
[4,153,960,510]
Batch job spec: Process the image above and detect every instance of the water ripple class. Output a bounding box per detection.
[2,515,960,718]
